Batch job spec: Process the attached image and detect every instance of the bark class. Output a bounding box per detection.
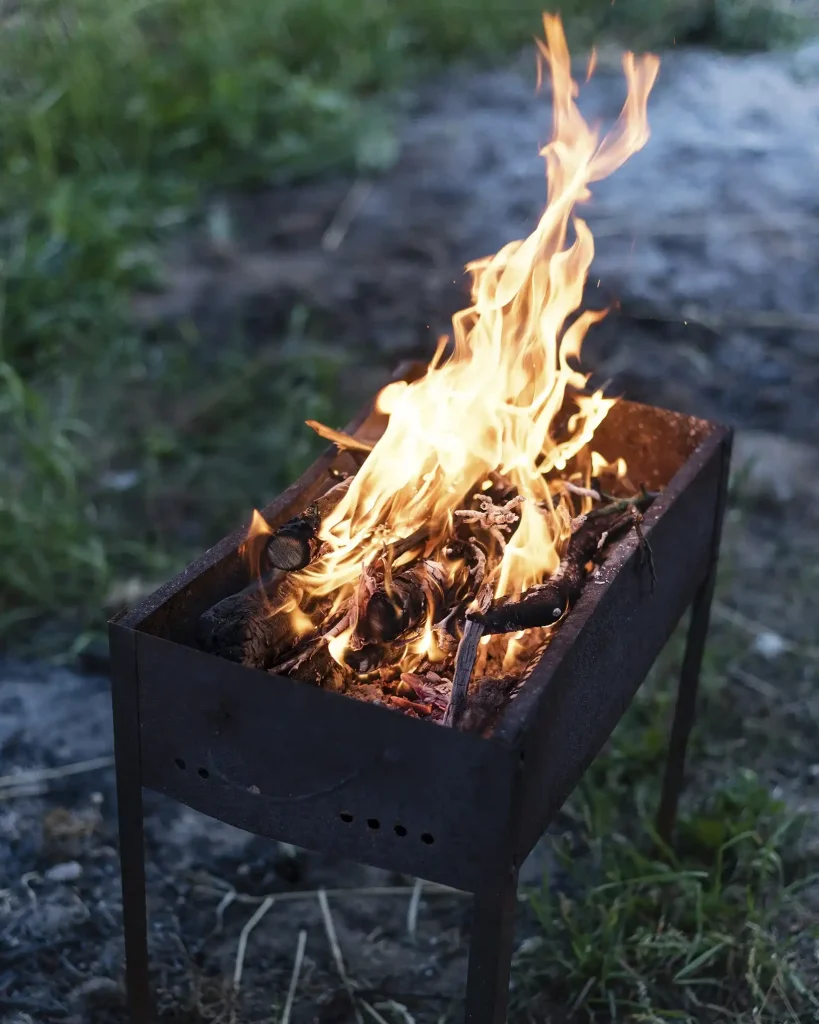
[265,477,352,571]
[197,571,299,669]
[471,497,653,634]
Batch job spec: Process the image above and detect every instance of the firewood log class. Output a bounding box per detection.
[470,496,654,635]
[356,560,447,644]
[265,477,352,571]
[197,571,305,669]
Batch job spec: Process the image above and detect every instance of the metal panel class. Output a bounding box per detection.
[495,428,729,859]
[136,632,518,892]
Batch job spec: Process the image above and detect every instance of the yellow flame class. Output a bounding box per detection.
[254,16,659,672]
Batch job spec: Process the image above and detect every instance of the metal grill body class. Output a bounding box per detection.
[109,383,732,1024]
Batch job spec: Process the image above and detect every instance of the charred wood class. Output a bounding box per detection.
[472,494,656,635]
[197,571,300,669]
[443,617,486,727]
[356,560,447,645]
[285,643,349,693]
[265,477,352,571]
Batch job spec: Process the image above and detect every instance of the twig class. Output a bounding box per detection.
[0,755,114,791]
[407,880,423,940]
[387,525,431,562]
[317,888,363,1024]
[455,494,524,550]
[193,881,464,907]
[321,179,374,252]
[232,896,275,992]
[375,1002,416,1024]
[476,498,654,634]
[443,618,485,727]
[0,783,48,802]
[214,889,237,936]
[360,1001,392,1024]
[305,419,374,453]
[280,929,307,1024]
[561,481,601,502]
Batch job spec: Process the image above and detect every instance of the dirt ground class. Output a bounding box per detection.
[2,42,819,1024]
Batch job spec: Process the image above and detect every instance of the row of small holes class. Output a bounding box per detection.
[339,812,433,844]
[174,757,209,780]
[172,761,432,843]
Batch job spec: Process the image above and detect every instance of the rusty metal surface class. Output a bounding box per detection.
[136,631,519,891]
[116,406,729,884]
[495,425,731,859]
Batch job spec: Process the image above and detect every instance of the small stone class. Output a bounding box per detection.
[732,431,819,505]
[516,935,544,956]
[753,631,788,659]
[45,860,83,883]
[68,976,122,1006]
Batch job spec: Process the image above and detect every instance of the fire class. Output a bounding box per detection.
[251,16,659,679]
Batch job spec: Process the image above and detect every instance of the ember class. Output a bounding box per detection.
[199,15,662,732]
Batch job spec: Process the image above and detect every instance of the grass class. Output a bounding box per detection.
[510,595,819,1023]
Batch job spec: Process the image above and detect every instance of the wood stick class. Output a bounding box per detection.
[197,571,308,669]
[471,499,651,635]
[265,477,352,571]
[387,524,431,562]
[443,618,485,727]
[305,420,374,453]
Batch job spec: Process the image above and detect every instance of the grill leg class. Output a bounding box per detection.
[111,628,153,1023]
[464,872,519,1024]
[657,431,732,846]
[655,567,717,845]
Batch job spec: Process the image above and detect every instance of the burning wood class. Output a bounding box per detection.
[265,477,352,571]
[355,559,447,644]
[472,492,657,635]
[197,571,303,669]
[196,17,662,734]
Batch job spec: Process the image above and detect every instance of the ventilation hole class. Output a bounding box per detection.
[339,812,354,823]
[394,824,407,838]
[421,832,435,845]
[519,750,526,764]
[197,767,210,779]
[367,818,380,831]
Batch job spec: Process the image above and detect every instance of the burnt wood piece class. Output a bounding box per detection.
[286,642,349,693]
[444,617,486,727]
[357,560,447,644]
[471,495,655,635]
[265,477,352,571]
[196,571,301,669]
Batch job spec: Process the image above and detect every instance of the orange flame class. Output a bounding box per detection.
[254,16,659,673]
